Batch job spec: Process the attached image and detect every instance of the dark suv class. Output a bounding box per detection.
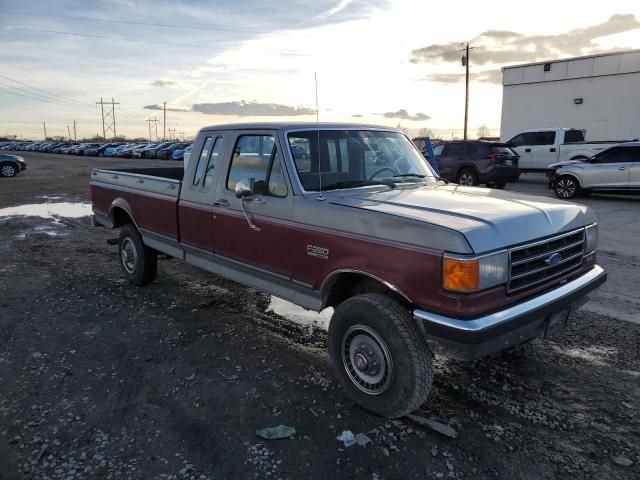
[433,141,520,187]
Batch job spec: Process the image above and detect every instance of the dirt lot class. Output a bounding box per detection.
[0,153,638,480]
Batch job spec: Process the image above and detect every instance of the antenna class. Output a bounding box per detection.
[315,72,325,201]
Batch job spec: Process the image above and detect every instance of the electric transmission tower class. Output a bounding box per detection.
[146,117,160,143]
[96,97,120,140]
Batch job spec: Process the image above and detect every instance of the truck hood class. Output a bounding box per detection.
[328,184,595,253]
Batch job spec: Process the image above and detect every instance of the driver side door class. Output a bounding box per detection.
[212,131,295,277]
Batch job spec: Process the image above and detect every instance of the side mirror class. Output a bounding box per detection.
[235,178,255,198]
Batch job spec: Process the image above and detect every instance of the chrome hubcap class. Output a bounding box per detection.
[556,179,576,198]
[121,238,137,274]
[2,165,16,177]
[459,173,474,185]
[342,325,393,395]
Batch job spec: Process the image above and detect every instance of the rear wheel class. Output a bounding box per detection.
[328,294,433,418]
[457,168,478,186]
[554,175,580,199]
[1,163,17,178]
[118,223,157,286]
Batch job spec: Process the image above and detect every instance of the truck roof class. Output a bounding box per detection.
[200,122,402,132]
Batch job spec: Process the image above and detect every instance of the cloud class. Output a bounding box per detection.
[424,69,502,85]
[150,79,193,90]
[143,104,191,112]
[351,114,363,117]
[191,101,315,116]
[411,14,640,66]
[382,109,430,121]
[314,0,354,20]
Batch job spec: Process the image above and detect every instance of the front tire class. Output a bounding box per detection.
[118,223,157,286]
[328,294,433,418]
[554,175,580,199]
[1,163,17,178]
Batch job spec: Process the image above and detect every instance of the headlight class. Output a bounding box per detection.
[443,250,509,292]
[585,224,598,253]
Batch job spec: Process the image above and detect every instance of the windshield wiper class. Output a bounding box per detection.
[321,180,396,190]
[392,173,426,179]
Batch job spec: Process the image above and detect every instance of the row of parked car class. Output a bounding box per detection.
[0,141,193,161]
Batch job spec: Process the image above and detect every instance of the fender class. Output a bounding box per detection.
[320,268,413,307]
[109,198,139,230]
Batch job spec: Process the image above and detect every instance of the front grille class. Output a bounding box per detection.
[508,229,585,292]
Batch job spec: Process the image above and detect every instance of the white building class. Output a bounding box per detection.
[500,49,640,142]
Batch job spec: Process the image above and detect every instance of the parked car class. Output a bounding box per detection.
[143,142,174,159]
[156,143,188,160]
[505,128,635,171]
[132,144,157,158]
[90,122,606,418]
[431,141,520,187]
[171,144,191,161]
[0,154,27,177]
[120,143,145,158]
[549,142,640,198]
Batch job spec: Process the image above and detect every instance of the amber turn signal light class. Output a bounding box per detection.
[443,257,480,292]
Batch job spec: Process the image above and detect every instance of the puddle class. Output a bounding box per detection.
[0,202,91,221]
[16,224,68,239]
[266,296,333,331]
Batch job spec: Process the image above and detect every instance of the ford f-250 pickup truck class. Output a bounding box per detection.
[90,123,606,418]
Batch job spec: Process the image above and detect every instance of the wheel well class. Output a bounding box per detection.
[321,272,410,310]
[110,206,134,228]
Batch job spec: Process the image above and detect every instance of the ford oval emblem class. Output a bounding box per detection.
[545,253,562,266]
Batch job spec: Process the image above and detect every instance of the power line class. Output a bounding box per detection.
[0,87,91,109]
[0,80,92,109]
[1,10,272,35]
[12,27,310,57]
[0,73,94,107]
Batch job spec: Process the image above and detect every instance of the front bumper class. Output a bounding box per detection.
[414,265,606,360]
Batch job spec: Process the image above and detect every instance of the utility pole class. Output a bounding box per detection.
[96,97,120,140]
[146,118,159,143]
[73,120,77,141]
[163,101,167,141]
[179,131,185,142]
[461,43,474,140]
[168,127,176,140]
[67,125,71,139]
[43,122,47,140]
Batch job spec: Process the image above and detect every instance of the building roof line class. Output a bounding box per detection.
[501,48,640,71]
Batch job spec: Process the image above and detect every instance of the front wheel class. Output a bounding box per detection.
[118,223,157,286]
[1,163,17,178]
[328,294,433,418]
[554,175,580,199]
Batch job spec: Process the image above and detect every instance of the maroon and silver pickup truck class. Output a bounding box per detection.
[90,123,606,418]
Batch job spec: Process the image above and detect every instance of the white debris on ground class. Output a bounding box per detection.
[0,202,92,220]
[266,296,333,331]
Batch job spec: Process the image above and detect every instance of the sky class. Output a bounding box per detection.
[0,0,639,140]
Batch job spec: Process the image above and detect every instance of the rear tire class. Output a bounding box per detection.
[118,223,157,286]
[554,175,580,199]
[328,294,433,418]
[457,168,478,186]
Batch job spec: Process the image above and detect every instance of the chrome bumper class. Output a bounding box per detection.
[414,265,606,360]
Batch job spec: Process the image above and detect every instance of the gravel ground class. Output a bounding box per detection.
[0,153,638,480]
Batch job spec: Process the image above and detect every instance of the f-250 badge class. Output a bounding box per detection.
[307,244,329,260]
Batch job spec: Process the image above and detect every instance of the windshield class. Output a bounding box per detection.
[287,130,437,191]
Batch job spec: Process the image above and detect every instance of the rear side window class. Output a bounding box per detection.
[490,145,514,155]
[465,143,478,154]
[442,143,466,156]
[193,137,215,186]
[564,130,585,143]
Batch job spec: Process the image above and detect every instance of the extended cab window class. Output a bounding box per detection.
[227,135,288,197]
[564,130,585,143]
[193,137,214,186]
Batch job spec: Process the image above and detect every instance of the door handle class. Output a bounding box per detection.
[618,167,628,170]
[525,148,531,153]
[550,148,556,152]
[253,197,266,205]
[213,198,230,207]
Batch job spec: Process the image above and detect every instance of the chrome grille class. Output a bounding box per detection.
[508,229,585,292]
